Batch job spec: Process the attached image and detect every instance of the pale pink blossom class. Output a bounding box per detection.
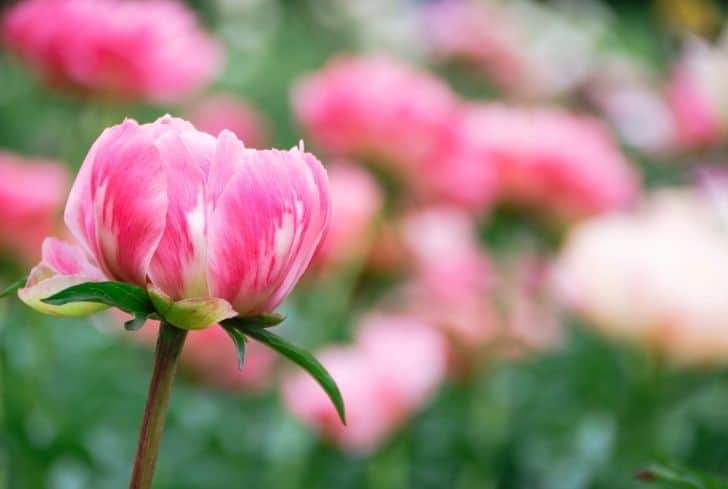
[422,0,605,100]
[552,189,728,365]
[187,95,269,148]
[20,116,330,328]
[282,314,446,454]
[2,0,222,102]
[0,151,69,264]
[665,36,728,149]
[458,104,639,220]
[309,162,382,272]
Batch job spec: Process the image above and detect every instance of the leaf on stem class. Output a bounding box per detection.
[222,317,346,424]
[42,281,155,317]
[636,463,728,489]
[0,275,28,299]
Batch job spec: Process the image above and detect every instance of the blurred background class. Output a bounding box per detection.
[4,0,728,488]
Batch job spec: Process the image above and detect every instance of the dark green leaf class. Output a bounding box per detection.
[0,275,27,299]
[221,324,247,370]
[235,325,346,424]
[124,315,147,331]
[42,281,155,317]
[223,313,286,328]
[636,464,728,489]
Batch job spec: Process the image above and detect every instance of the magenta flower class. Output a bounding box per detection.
[19,115,330,328]
[2,0,222,102]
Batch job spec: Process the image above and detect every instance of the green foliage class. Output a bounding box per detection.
[0,275,27,298]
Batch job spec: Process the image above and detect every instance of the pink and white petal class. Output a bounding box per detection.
[207,147,330,315]
[147,131,209,299]
[64,121,134,257]
[179,129,217,176]
[207,130,246,211]
[41,237,105,280]
[87,121,168,285]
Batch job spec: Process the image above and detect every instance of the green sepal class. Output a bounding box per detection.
[124,314,148,331]
[220,324,247,370]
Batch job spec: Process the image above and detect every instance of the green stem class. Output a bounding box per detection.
[129,322,188,489]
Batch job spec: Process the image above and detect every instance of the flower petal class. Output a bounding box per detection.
[207,147,330,315]
[66,119,168,285]
[18,238,108,317]
[147,131,209,299]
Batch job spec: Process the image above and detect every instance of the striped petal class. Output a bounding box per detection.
[18,238,108,317]
[66,119,168,286]
[207,146,330,315]
[147,130,210,299]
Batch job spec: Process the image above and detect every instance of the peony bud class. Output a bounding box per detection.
[20,115,330,329]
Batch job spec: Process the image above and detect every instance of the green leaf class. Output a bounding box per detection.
[221,324,247,369]
[0,276,27,299]
[636,464,728,489]
[226,322,346,424]
[42,281,155,317]
[124,315,148,331]
[226,312,286,328]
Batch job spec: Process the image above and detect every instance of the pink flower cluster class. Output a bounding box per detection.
[0,151,69,264]
[187,95,270,148]
[2,0,222,102]
[294,54,638,219]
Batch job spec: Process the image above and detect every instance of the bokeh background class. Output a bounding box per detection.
[4,0,728,488]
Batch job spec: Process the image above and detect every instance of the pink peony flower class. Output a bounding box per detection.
[19,115,330,328]
[292,55,458,170]
[187,95,270,148]
[2,0,222,103]
[457,104,639,220]
[552,189,728,365]
[282,314,446,454]
[0,151,69,264]
[309,162,383,272]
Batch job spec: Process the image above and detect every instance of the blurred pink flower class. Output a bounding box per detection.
[293,55,457,170]
[20,115,330,328]
[2,0,222,103]
[282,314,446,454]
[397,207,497,370]
[0,151,69,264]
[458,104,639,220]
[665,37,726,149]
[187,95,270,148]
[309,162,383,272]
[422,0,522,89]
[552,189,728,365]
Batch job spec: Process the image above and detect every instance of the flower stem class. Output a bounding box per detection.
[129,322,188,489]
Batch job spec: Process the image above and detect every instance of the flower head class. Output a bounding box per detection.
[2,0,222,102]
[20,115,330,329]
